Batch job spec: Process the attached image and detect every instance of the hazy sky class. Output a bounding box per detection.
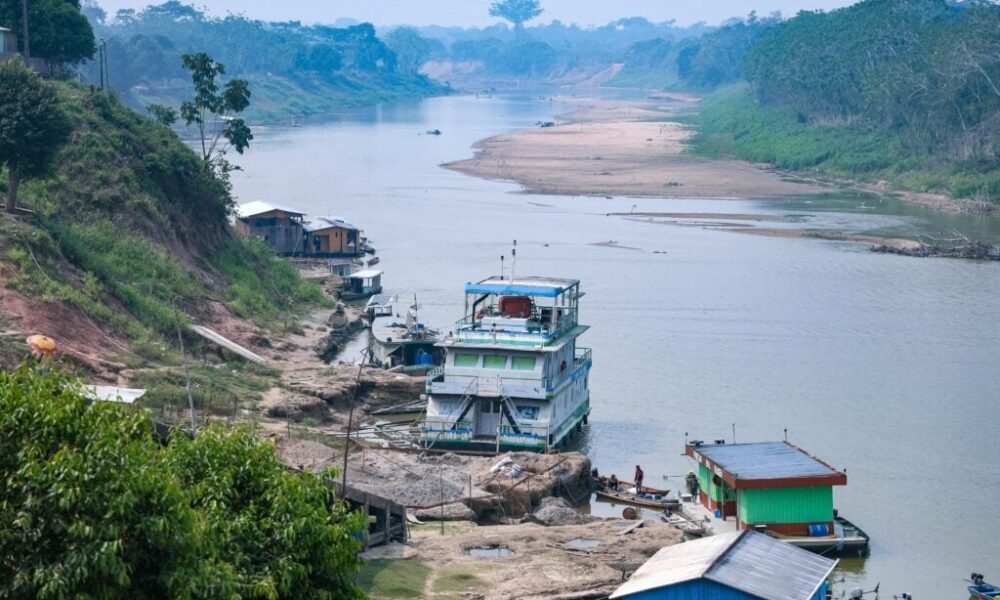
[95,0,859,27]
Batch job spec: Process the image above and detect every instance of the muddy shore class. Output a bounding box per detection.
[443,96,828,200]
[444,95,964,214]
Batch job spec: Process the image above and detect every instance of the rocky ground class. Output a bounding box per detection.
[363,518,682,599]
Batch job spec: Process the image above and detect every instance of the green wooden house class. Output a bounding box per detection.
[685,441,847,537]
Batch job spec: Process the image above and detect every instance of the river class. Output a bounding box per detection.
[230,94,1000,598]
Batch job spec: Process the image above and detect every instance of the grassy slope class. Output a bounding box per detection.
[0,84,327,374]
[691,85,1000,205]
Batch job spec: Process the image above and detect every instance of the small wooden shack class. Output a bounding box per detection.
[610,530,837,600]
[0,27,18,59]
[234,201,307,255]
[303,216,363,257]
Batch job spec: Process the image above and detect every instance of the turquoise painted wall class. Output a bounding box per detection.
[738,486,834,525]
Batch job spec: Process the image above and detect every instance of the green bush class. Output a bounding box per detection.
[0,366,365,599]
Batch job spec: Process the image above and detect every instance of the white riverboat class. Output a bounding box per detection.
[420,276,592,452]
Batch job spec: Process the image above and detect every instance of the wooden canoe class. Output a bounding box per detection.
[594,487,679,510]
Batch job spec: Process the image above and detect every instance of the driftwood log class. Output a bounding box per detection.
[871,237,999,260]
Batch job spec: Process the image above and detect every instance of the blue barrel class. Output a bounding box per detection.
[808,523,831,537]
[714,508,722,518]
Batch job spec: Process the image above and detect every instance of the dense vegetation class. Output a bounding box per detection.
[612,13,778,89]
[417,17,709,83]
[690,0,1000,204]
[77,1,443,120]
[0,0,95,65]
[0,366,363,599]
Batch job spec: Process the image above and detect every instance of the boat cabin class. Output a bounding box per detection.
[610,530,837,600]
[686,441,847,537]
[421,276,592,452]
[342,269,383,300]
[366,294,395,319]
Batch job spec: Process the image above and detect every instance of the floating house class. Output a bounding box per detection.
[234,201,307,255]
[684,440,869,553]
[610,530,837,600]
[302,216,363,257]
[234,202,368,258]
[341,269,383,300]
[420,276,592,452]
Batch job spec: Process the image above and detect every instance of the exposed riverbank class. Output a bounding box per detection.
[443,96,829,200]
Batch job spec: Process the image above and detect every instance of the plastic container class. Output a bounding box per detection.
[499,295,533,318]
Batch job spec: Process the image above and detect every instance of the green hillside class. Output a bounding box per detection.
[0,81,326,369]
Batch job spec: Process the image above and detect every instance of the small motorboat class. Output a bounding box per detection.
[595,476,667,496]
[969,574,1000,600]
[660,512,711,537]
[594,485,680,511]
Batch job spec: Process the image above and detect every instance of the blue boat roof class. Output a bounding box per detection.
[691,442,842,481]
[465,276,579,298]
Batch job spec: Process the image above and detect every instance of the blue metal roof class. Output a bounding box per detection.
[693,442,840,481]
[465,276,579,298]
[611,531,837,600]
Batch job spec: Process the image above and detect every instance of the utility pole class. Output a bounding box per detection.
[98,39,105,89]
[21,0,30,60]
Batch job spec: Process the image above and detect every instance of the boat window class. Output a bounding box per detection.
[454,353,479,367]
[511,356,536,371]
[483,355,507,369]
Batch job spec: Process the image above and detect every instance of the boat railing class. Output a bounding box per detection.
[574,347,592,366]
[420,418,473,433]
[451,312,578,340]
[498,424,548,448]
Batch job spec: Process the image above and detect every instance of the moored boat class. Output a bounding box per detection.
[969,574,1000,600]
[594,486,679,511]
[683,439,870,556]
[420,275,592,452]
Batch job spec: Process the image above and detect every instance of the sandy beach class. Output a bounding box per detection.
[444,96,828,199]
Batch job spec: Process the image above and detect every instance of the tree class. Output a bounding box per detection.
[0,0,96,65]
[0,365,365,599]
[0,61,71,213]
[383,27,435,74]
[178,52,253,174]
[147,102,178,126]
[489,0,543,33]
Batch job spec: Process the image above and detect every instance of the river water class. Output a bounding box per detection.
[230,95,1000,598]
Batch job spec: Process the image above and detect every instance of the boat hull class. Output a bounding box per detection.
[594,488,679,511]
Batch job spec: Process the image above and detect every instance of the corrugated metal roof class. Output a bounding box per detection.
[85,385,147,404]
[694,442,840,481]
[303,215,359,232]
[610,531,837,600]
[466,276,579,298]
[709,531,837,600]
[610,532,738,598]
[346,269,382,279]
[234,200,306,218]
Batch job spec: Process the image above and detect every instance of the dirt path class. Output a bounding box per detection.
[444,96,828,200]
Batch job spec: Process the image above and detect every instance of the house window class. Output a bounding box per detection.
[483,355,507,369]
[454,353,479,367]
[511,356,536,371]
[516,405,540,420]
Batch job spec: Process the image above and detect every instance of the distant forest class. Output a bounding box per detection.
[77,0,443,120]
[72,0,1000,201]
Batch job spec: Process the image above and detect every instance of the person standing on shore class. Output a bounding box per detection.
[634,465,644,494]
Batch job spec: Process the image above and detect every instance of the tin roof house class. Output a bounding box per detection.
[685,440,869,554]
[303,216,363,257]
[234,201,308,255]
[610,530,837,600]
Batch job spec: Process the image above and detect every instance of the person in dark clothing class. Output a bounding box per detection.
[634,465,644,493]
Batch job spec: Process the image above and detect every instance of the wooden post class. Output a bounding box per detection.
[21,0,29,60]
